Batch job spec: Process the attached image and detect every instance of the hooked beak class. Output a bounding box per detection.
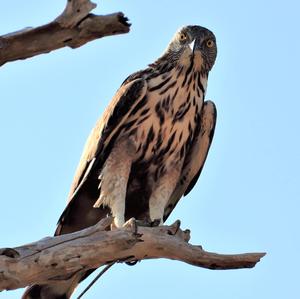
[189,39,195,52]
[191,37,201,54]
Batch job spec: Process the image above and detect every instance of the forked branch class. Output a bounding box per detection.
[0,0,130,66]
[0,217,265,292]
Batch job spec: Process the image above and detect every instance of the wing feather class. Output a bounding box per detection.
[68,78,147,201]
[56,78,147,233]
[163,100,217,221]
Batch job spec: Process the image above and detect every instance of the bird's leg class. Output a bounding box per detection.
[149,163,182,225]
[93,137,136,228]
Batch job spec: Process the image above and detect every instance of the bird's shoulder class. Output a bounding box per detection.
[121,65,156,86]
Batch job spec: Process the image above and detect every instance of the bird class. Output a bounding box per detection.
[22,25,217,299]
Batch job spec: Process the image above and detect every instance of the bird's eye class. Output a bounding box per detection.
[179,32,188,42]
[206,39,214,48]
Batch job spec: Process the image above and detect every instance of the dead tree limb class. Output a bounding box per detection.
[0,217,266,292]
[0,0,130,66]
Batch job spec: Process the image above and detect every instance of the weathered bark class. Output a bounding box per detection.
[0,217,266,292]
[0,0,130,66]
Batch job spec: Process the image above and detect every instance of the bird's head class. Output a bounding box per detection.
[165,25,217,73]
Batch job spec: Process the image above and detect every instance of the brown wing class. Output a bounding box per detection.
[163,100,217,221]
[24,78,148,299]
[55,78,147,235]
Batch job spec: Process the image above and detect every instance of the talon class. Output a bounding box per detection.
[135,219,151,227]
[123,218,137,234]
[168,219,181,235]
[150,219,161,227]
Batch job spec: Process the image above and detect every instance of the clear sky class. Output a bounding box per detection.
[0,1,299,298]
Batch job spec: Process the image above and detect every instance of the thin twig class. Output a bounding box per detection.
[77,262,116,299]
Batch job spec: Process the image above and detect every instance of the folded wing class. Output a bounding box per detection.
[163,100,217,221]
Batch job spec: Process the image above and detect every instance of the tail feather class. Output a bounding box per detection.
[22,185,108,299]
[22,283,69,299]
[22,272,85,299]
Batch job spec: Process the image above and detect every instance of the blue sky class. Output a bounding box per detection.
[0,0,299,298]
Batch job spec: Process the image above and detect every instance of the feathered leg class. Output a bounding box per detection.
[94,137,136,227]
[149,161,182,225]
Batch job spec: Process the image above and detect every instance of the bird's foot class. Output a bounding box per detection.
[150,219,161,227]
[167,220,181,235]
[135,218,161,227]
[122,217,138,234]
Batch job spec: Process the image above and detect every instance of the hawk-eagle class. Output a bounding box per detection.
[23,25,217,299]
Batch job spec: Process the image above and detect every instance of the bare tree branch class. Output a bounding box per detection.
[0,0,130,66]
[0,217,265,292]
